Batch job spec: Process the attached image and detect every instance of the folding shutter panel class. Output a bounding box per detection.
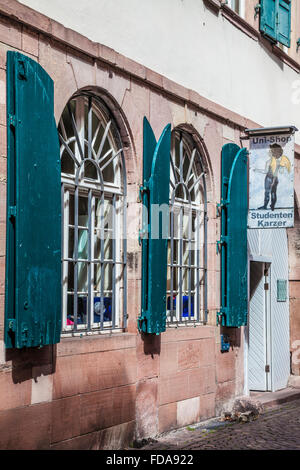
[277,0,291,47]
[218,144,248,328]
[5,52,61,348]
[138,118,171,334]
[260,0,277,42]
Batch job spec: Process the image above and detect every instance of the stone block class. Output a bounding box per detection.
[135,378,158,439]
[216,348,236,383]
[178,341,201,371]
[200,393,216,420]
[160,341,178,377]
[189,366,216,397]
[159,369,190,405]
[31,372,53,404]
[51,395,81,444]
[0,369,31,411]
[177,396,200,427]
[22,26,39,57]
[137,333,160,380]
[0,402,51,449]
[158,402,177,433]
[0,16,21,50]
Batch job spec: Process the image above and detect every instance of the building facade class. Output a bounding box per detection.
[0,0,299,449]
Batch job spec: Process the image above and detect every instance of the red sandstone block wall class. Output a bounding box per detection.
[0,5,257,449]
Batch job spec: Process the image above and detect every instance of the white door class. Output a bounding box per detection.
[247,229,290,392]
[271,229,290,391]
[248,261,271,391]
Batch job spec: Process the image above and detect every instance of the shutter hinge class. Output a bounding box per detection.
[265,365,270,373]
[8,205,16,220]
[7,319,16,332]
[254,3,261,20]
[138,183,149,202]
[216,199,228,217]
[216,235,228,254]
[138,227,149,246]
[8,114,16,128]
[18,60,28,80]
[264,283,269,291]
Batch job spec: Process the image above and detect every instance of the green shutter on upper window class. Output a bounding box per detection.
[5,52,61,348]
[277,0,291,47]
[260,0,291,47]
[260,0,277,42]
[138,118,171,334]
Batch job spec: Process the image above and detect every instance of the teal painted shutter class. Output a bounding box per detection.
[138,118,171,334]
[5,52,61,348]
[277,0,291,47]
[260,0,291,47]
[260,0,277,42]
[218,144,248,328]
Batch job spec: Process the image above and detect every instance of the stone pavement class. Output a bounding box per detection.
[139,399,300,450]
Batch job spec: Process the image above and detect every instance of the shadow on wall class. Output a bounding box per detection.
[6,345,56,384]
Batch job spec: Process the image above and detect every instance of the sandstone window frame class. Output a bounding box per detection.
[58,92,127,336]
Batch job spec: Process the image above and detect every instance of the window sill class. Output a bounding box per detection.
[57,331,136,357]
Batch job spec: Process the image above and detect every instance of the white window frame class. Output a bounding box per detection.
[58,93,127,336]
[167,130,207,326]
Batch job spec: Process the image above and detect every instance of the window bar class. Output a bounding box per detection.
[91,195,95,328]
[170,206,175,322]
[100,191,105,330]
[88,96,92,161]
[179,205,183,321]
[196,210,200,322]
[188,204,192,321]
[204,204,208,324]
[61,183,66,330]
[73,184,79,331]
[87,188,92,331]
[112,194,116,329]
[123,193,127,329]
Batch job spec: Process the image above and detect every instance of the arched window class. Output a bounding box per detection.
[58,92,126,334]
[167,130,207,325]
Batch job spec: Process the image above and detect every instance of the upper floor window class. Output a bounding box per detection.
[58,92,127,335]
[167,130,207,326]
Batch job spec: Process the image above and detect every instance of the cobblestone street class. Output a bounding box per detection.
[140,400,300,451]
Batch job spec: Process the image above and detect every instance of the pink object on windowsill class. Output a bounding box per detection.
[67,318,74,325]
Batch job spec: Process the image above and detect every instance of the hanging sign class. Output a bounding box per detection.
[248,131,295,229]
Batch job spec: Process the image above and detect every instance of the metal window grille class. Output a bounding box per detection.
[167,131,207,326]
[58,92,127,335]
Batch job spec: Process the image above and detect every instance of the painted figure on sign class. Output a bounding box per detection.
[257,143,291,211]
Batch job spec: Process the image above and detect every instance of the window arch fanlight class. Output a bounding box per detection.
[58,91,127,335]
[167,129,207,325]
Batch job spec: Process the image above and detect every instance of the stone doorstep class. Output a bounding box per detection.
[250,387,300,409]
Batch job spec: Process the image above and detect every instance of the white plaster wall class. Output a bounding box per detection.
[18,0,300,144]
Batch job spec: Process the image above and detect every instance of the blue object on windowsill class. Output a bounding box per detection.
[167,295,194,317]
[94,297,112,322]
[221,334,230,353]
[67,296,112,324]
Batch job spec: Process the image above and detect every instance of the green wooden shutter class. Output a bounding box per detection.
[5,52,61,348]
[260,0,291,47]
[217,144,248,328]
[260,0,277,42]
[277,0,291,47]
[138,118,171,334]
